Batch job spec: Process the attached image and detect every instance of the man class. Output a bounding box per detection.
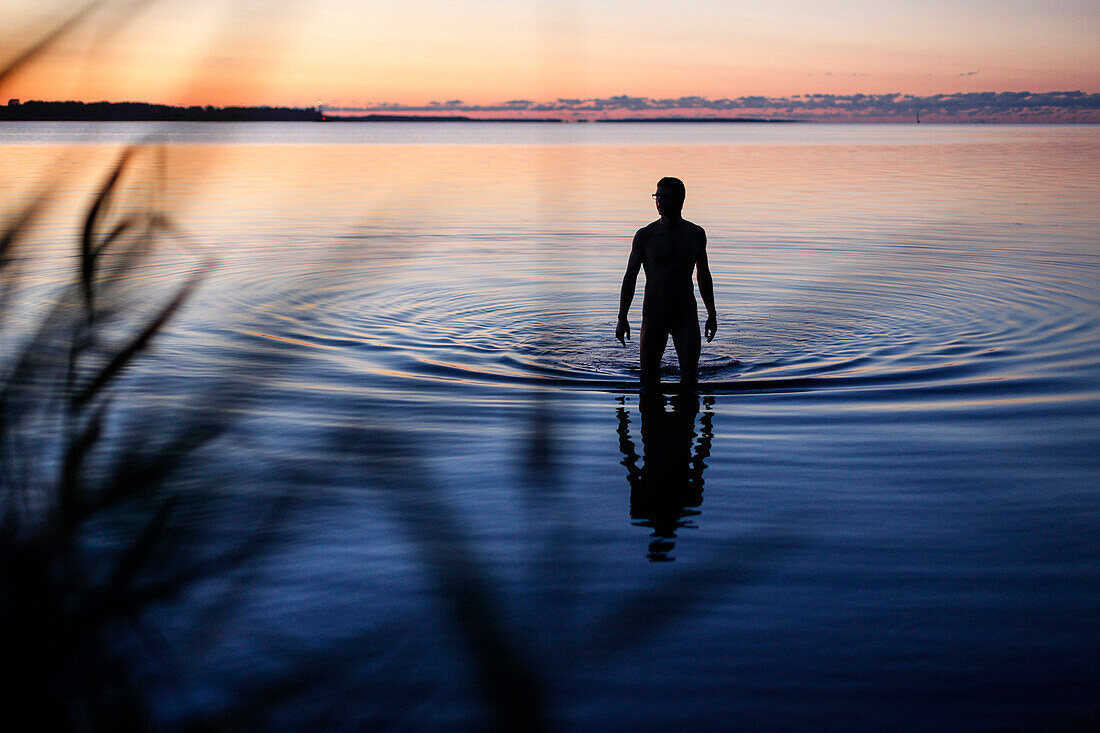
[616,177,716,387]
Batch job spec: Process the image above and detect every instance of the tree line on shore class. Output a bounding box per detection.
[1,100,322,121]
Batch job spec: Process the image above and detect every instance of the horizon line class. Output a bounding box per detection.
[7,91,1098,124]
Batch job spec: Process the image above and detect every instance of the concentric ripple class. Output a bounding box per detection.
[192,230,1100,405]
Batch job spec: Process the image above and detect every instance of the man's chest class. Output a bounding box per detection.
[643,232,697,268]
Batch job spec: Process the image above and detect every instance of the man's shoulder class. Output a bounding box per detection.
[633,220,661,242]
[682,219,706,237]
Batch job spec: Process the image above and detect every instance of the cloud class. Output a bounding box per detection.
[326,91,1100,121]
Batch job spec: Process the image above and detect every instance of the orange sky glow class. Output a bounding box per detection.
[2,0,1097,109]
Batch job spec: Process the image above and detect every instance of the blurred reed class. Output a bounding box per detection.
[1,4,803,730]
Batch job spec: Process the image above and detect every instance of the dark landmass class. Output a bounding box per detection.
[595,117,800,123]
[8,95,1097,124]
[0,102,793,124]
[0,101,565,123]
[0,100,322,122]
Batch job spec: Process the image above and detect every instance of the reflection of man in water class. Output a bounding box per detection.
[616,177,717,387]
[617,392,714,561]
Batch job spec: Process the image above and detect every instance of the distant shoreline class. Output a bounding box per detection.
[0,102,806,124]
[593,117,799,123]
[3,100,1098,124]
[0,101,321,122]
[323,114,564,123]
[324,115,803,123]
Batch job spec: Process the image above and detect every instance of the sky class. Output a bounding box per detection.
[1,0,1097,109]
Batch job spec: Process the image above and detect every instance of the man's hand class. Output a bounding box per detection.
[704,314,717,342]
[616,317,631,346]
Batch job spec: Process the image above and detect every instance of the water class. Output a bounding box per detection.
[3,122,1099,729]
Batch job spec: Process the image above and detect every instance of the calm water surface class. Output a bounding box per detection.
[3,123,1099,729]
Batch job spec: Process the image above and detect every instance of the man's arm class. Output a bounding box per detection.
[616,231,644,345]
[696,228,717,342]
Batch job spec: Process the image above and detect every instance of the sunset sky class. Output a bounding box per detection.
[2,0,1097,108]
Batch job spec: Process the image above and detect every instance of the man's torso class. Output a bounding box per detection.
[637,218,704,317]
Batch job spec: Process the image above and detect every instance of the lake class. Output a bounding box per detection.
[2,122,1098,730]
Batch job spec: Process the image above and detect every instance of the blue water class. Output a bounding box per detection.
[2,123,1099,729]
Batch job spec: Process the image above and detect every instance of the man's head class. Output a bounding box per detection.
[653,177,685,217]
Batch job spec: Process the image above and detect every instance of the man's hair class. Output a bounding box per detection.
[656,177,686,201]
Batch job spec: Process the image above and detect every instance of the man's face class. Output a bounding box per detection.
[653,186,683,217]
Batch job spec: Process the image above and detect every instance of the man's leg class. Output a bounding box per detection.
[671,312,701,387]
[639,316,668,387]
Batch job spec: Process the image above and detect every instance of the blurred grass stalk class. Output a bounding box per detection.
[0,5,540,727]
[0,4,261,728]
[0,124,227,727]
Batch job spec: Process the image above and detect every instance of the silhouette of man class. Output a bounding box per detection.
[616,177,716,387]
